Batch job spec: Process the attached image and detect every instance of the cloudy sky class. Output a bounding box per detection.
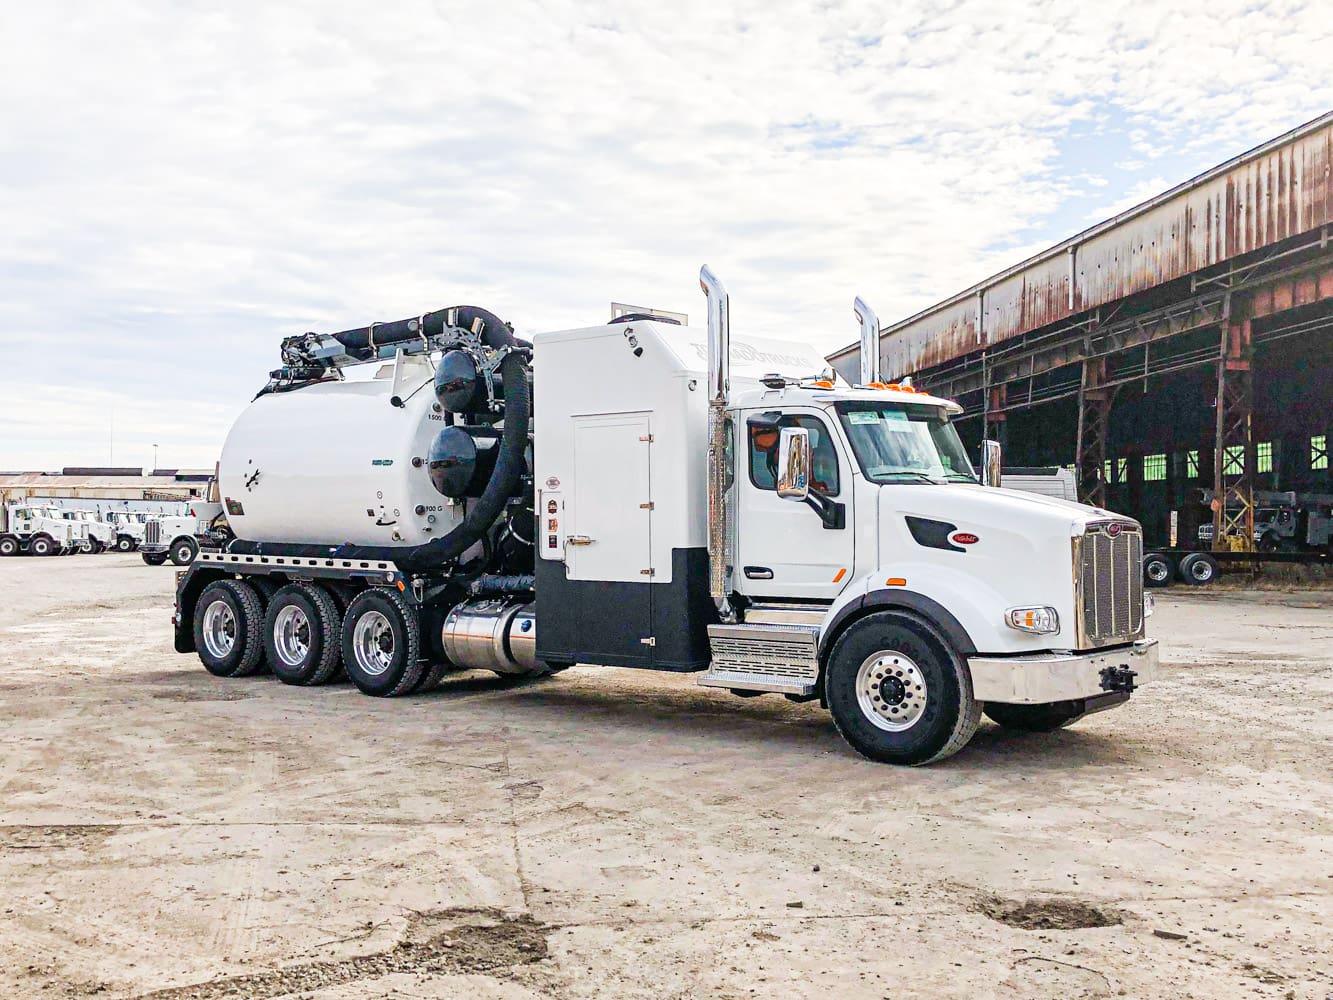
[2,0,1330,471]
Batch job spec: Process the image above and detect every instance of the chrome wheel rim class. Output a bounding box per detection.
[202,599,237,659]
[352,610,394,677]
[273,605,311,667]
[1190,561,1211,581]
[1147,560,1168,582]
[856,650,928,732]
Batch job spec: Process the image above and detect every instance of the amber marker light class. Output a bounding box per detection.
[886,577,907,586]
[832,568,847,583]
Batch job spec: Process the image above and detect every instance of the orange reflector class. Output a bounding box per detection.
[811,379,834,389]
[886,577,907,587]
[396,580,406,591]
[832,568,846,583]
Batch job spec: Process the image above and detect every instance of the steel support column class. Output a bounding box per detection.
[1212,308,1254,551]
[1075,358,1115,507]
[985,383,1007,451]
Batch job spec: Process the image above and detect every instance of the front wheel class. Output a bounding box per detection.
[984,700,1087,732]
[115,535,135,552]
[170,536,199,566]
[30,535,55,557]
[341,588,425,697]
[142,551,168,566]
[824,612,981,765]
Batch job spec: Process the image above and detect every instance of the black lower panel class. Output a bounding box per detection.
[536,547,716,672]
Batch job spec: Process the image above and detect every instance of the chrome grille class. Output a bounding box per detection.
[1078,524,1143,645]
[144,519,161,545]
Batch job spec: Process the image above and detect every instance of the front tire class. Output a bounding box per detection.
[824,612,981,765]
[193,579,266,677]
[170,536,199,566]
[142,551,168,566]
[341,587,425,697]
[984,700,1087,732]
[115,535,135,552]
[262,584,342,686]
[30,535,55,557]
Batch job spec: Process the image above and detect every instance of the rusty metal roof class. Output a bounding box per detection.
[830,111,1333,381]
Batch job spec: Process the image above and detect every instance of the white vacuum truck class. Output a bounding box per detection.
[172,268,1157,765]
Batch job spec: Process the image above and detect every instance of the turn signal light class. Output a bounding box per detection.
[1005,606,1059,634]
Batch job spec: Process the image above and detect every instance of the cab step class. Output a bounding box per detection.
[700,623,821,696]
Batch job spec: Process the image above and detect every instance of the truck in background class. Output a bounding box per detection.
[169,270,1157,766]
[60,509,115,552]
[0,504,80,556]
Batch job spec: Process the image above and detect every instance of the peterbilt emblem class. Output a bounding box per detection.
[950,531,979,545]
[1106,523,1123,538]
[545,476,560,489]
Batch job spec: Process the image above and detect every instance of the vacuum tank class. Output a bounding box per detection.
[219,354,465,547]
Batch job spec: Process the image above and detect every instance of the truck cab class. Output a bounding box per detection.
[0,504,78,556]
[532,274,1157,764]
[107,511,148,551]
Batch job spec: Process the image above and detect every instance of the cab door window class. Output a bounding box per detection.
[748,415,840,495]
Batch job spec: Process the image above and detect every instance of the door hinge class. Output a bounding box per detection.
[639,636,656,646]
[640,568,655,576]
[639,434,654,442]
[639,502,654,510]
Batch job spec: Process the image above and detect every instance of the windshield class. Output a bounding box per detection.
[835,401,977,484]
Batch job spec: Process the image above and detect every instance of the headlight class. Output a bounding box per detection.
[1005,606,1060,634]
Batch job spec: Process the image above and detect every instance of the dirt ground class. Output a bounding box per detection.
[1,554,1330,1000]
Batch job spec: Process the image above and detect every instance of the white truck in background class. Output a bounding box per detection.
[139,501,227,566]
[107,511,149,551]
[0,504,80,556]
[60,509,115,553]
[169,269,1157,765]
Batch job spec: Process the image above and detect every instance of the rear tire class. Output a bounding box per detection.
[194,579,266,677]
[341,587,424,697]
[824,612,980,765]
[263,584,342,686]
[170,537,199,566]
[0,536,18,557]
[984,700,1086,732]
[1143,552,1174,588]
[1179,552,1218,586]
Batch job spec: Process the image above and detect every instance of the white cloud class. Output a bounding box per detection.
[0,0,1330,467]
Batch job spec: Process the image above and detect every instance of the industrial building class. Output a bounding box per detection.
[830,112,1333,549]
[0,468,213,513]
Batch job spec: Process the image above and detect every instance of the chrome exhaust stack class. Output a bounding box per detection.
[854,296,880,386]
[700,265,734,622]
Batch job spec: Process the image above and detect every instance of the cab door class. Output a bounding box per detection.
[734,408,855,601]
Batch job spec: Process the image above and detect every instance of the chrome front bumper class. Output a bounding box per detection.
[967,639,1158,705]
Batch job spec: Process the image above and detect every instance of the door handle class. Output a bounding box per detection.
[744,566,774,580]
[566,535,595,546]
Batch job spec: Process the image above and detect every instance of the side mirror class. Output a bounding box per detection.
[777,427,811,501]
[981,439,1002,488]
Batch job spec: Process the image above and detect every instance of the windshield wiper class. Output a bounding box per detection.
[879,471,947,484]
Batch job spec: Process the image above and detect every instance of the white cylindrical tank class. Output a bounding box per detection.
[219,356,463,547]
